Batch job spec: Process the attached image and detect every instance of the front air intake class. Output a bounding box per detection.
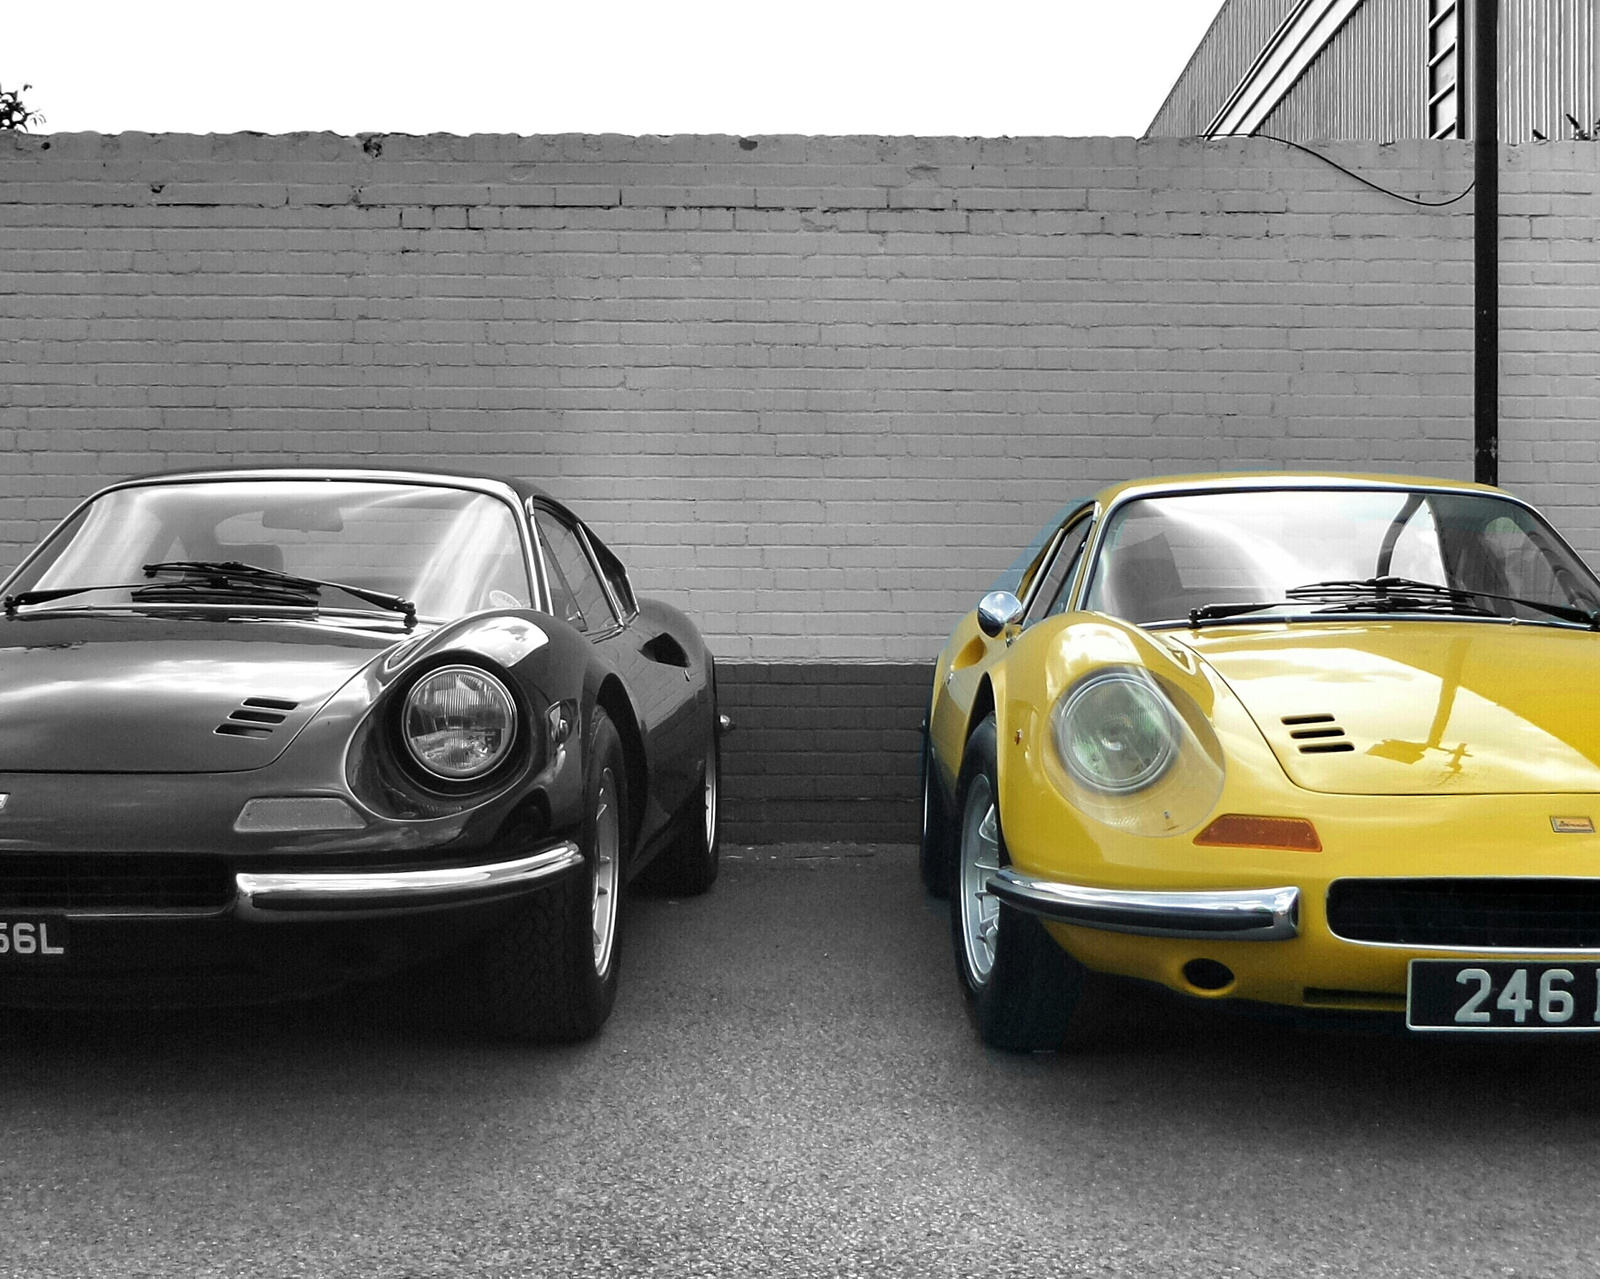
[0,854,234,912]
[215,696,300,739]
[1282,713,1354,755]
[1328,879,1600,948]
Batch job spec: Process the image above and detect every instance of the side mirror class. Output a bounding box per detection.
[976,590,1024,638]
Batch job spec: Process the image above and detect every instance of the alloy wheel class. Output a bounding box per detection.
[958,774,1002,986]
[703,741,718,851]
[591,767,621,977]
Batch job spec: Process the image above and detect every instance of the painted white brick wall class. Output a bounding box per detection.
[0,133,1591,661]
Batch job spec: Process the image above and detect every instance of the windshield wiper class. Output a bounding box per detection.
[1183,584,1461,628]
[1183,574,1600,631]
[1286,576,1600,629]
[4,582,151,616]
[4,561,416,627]
[141,561,417,626]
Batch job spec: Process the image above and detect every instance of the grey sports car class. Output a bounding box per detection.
[0,467,725,1040]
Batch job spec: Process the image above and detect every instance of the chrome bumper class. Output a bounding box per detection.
[234,841,583,920]
[988,869,1300,941]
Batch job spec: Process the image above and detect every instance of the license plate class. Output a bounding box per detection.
[0,917,68,962]
[1408,960,1600,1032]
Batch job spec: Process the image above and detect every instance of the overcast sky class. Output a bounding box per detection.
[5,1,1226,137]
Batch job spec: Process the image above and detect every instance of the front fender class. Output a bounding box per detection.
[331,610,609,834]
[929,610,1010,796]
[991,613,1226,863]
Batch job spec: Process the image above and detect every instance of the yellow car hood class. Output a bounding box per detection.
[1176,621,1600,796]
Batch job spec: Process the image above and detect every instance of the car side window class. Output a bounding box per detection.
[583,527,637,619]
[1023,517,1092,627]
[535,510,619,634]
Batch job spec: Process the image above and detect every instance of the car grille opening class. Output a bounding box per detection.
[1328,879,1600,949]
[0,855,235,912]
[215,697,299,739]
[1282,713,1354,754]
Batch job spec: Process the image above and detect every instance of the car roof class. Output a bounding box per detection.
[121,463,546,499]
[1089,471,1501,508]
[106,464,597,522]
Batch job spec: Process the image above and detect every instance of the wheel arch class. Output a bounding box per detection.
[966,677,997,747]
[964,667,1018,823]
[595,672,648,851]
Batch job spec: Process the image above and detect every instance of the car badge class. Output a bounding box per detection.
[1551,816,1595,834]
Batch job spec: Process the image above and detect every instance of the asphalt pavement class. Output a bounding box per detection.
[1,844,1597,1278]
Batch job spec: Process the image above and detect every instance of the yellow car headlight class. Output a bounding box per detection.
[1053,670,1178,795]
[1046,666,1225,837]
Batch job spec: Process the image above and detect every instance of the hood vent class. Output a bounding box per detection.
[1282,713,1354,755]
[215,696,300,739]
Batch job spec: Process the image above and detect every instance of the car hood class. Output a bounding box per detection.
[0,613,404,773]
[1177,621,1600,795]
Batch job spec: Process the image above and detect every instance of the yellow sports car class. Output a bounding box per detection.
[922,473,1600,1049]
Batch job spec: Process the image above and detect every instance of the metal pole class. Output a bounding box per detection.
[1474,0,1499,486]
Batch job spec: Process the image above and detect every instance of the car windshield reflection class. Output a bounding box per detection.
[11,480,533,621]
[1083,487,1600,628]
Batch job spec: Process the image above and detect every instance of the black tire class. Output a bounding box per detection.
[919,720,953,897]
[475,707,628,1042]
[949,716,1102,1052]
[650,727,722,896]
[638,670,722,896]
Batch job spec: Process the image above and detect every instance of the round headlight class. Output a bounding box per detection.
[402,665,517,781]
[1053,669,1178,795]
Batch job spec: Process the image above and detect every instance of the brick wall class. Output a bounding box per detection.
[2,133,1598,838]
[718,663,929,844]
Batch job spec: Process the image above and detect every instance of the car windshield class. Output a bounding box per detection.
[1082,487,1600,627]
[10,480,533,621]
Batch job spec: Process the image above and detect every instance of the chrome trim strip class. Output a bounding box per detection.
[524,498,556,617]
[234,841,582,918]
[988,869,1299,941]
[1060,503,1102,614]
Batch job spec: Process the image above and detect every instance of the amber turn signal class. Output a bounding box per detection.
[1194,814,1322,852]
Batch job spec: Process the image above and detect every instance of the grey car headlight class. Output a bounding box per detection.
[402,665,518,781]
[1052,668,1179,795]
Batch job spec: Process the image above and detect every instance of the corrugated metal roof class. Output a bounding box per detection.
[1261,0,1424,140]
[1151,0,1600,140]
[1503,0,1599,140]
[1147,0,1301,135]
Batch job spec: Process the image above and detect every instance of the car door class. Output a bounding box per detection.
[530,504,697,837]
